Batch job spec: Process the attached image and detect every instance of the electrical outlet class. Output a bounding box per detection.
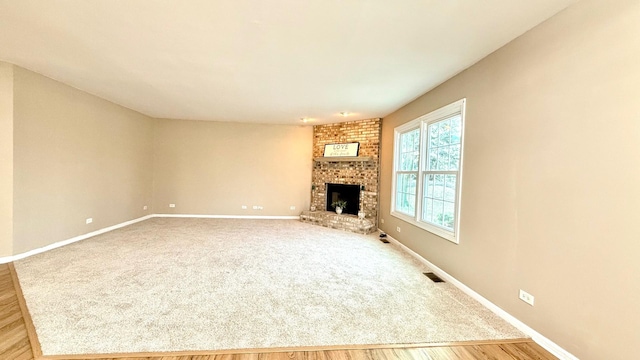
[290,205,296,210]
[380,218,384,224]
[519,289,535,306]
[241,205,247,209]
[253,205,258,210]
[85,218,93,224]
[169,204,176,208]
[143,205,148,210]
[257,206,264,210]
[396,226,401,232]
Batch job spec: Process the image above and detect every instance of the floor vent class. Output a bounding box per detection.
[424,272,444,283]
[379,238,390,243]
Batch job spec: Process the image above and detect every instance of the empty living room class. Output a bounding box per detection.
[0,1,638,359]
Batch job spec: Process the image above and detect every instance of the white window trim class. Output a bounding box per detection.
[391,99,466,244]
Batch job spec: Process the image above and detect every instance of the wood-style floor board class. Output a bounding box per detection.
[0,262,559,360]
[0,264,34,360]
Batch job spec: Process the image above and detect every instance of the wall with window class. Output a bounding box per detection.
[379,1,640,359]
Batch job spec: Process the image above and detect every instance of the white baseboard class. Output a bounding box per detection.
[0,214,301,264]
[154,214,300,220]
[381,231,578,360]
[0,215,154,264]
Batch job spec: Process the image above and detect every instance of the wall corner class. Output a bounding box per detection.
[0,62,14,257]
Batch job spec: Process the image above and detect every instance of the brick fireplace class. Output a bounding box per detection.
[300,118,381,234]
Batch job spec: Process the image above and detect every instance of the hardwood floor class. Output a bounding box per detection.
[0,264,33,360]
[0,263,558,360]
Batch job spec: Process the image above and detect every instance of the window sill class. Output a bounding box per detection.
[390,211,459,244]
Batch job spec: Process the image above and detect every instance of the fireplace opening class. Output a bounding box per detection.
[326,183,360,215]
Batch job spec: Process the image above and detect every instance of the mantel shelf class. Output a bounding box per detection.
[314,156,373,162]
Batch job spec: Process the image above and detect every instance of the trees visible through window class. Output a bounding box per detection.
[391,99,465,243]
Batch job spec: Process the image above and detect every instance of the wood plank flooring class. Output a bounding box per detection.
[0,263,558,360]
[0,264,33,360]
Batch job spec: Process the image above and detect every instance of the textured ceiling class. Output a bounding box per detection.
[0,0,576,124]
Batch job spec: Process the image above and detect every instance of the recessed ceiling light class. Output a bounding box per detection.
[340,112,350,117]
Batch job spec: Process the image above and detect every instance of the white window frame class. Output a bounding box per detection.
[391,99,466,243]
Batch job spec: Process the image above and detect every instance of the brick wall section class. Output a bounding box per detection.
[310,118,381,227]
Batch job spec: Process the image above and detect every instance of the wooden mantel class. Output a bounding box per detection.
[313,156,373,162]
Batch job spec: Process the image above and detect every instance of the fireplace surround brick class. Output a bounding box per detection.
[301,118,381,233]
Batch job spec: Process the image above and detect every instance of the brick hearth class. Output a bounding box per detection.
[300,211,375,234]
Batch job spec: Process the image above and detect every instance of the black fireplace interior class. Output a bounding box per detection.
[326,183,360,215]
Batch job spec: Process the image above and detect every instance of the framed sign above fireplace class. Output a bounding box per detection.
[323,142,359,157]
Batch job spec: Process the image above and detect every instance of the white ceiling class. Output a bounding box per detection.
[0,0,576,125]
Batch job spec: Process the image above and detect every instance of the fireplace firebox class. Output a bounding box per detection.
[326,183,360,215]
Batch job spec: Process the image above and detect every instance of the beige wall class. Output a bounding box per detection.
[153,119,312,216]
[379,1,640,359]
[12,67,154,254]
[0,63,13,257]
[8,67,312,255]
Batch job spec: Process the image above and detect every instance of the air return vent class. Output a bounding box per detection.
[424,272,444,283]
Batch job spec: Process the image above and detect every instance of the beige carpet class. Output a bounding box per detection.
[14,218,524,355]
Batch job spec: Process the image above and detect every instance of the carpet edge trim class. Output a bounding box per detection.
[36,338,535,359]
[381,230,578,360]
[8,262,43,359]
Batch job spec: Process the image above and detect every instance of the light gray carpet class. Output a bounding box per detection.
[14,218,525,355]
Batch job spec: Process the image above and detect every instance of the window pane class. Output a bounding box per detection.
[422,171,457,230]
[450,115,462,144]
[443,201,455,230]
[405,192,415,214]
[423,197,433,223]
[399,129,420,171]
[413,131,420,152]
[422,174,432,223]
[400,131,409,150]
[449,144,460,170]
[433,178,444,200]
[396,173,417,216]
[400,131,410,151]
[438,119,451,146]
[429,123,439,147]
[407,174,417,194]
[444,174,457,202]
[400,152,415,171]
[437,146,450,170]
[428,174,434,199]
[432,200,444,226]
[428,148,438,170]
